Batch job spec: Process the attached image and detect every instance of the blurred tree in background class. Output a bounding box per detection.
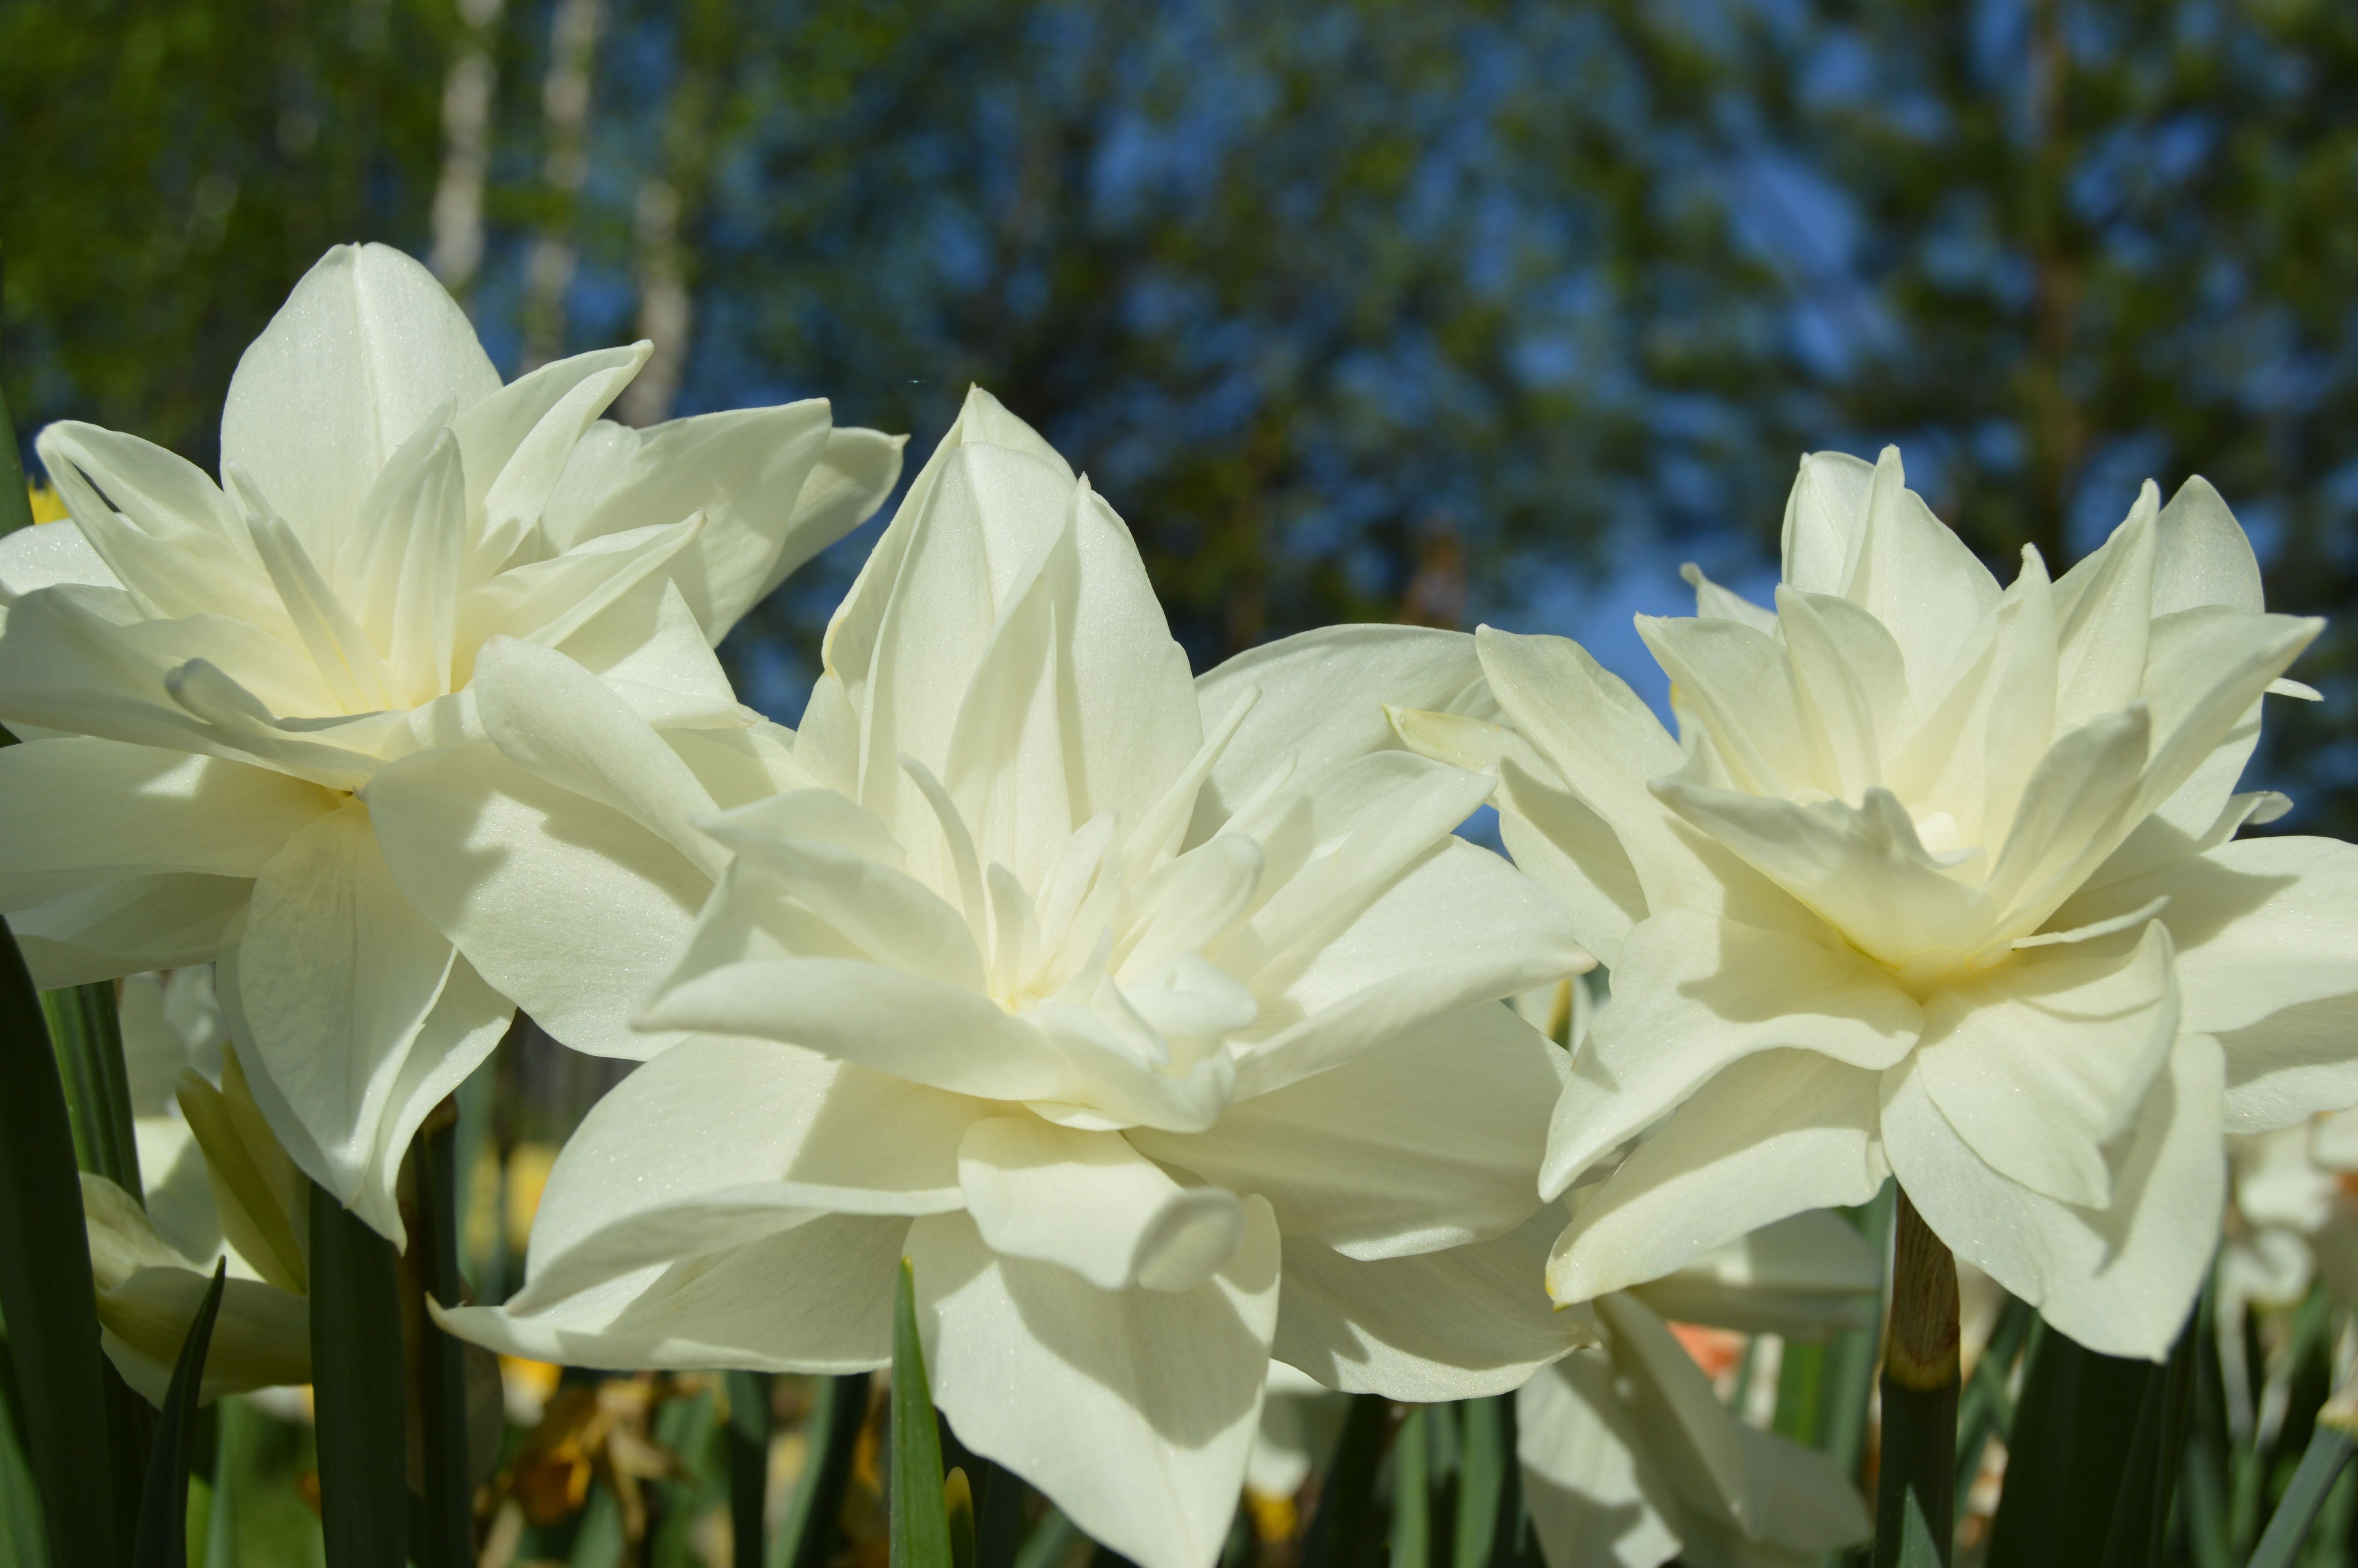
[4,0,2355,825]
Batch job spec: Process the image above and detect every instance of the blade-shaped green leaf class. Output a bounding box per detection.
[132,1260,228,1568]
[891,1258,952,1568]
[971,1459,1024,1568]
[42,982,142,1202]
[727,1369,772,1568]
[774,1373,872,1568]
[1301,1394,1391,1568]
[1452,1396,1511,1568]
[1,379,34,540]
[2247,1401,2358,1568]
[0,917,122,1568]
[307,1181,408,1568]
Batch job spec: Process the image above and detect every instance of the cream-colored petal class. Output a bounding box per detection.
[1136,1000,1561,1259]
[1543,912,1918,1200]
[955,1117,1245,1292]
[1635,612,1807,797]
[1834,446,2001,708]
[1625,1209,1879,1338]
[1778,449,1875,597]
[98,1264,311,1405]
[11,873,252,987]
[0,517,117,601]
[221,243,500,557]
[0,738,334,908]
[909,1198,1280,1568]
[1548,1050,1890,1306]
[1517,1348,1686,1568]
[228,799,456,1237]
[367,741,709,1061]
[1271,1210,1587,1401]
[1881,1032,2225,1361]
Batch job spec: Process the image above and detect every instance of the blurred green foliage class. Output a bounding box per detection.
[3,0,2356,827]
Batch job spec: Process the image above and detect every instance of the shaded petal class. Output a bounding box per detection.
[11,873,252,988]
[1881,1032,2225,1360]
[98,1263,312,1405]
[368,741,709,1061]
[463,344,647,572]
[909,1198,1280,1568]
[1543,912,1918,1200]
[1271,1209,1588,1400]
[1235,838,1586,1097]
[1624,1209,1879,1339]
[1549,1051,1890,1306]
[957,1118,1245,1292]
[0,738,335,908]
[1633,613,1806,798]
[2056,836,2358,1132]
[1190,624,1491,845]
[506,1037,973,1313]
[1479,626,1806,935]
[1517,1349,1685,1568]
[353,953,512,1237]
[1136,1001,1563,1259]
[221,243,500,556]
[440,1213,908,1372]
[1916,924,2178,1209]
[228,799,456,1239]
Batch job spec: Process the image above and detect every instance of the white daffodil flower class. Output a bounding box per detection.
[0,242,903,1241]
[433,389,1591,1568]
[1400,447,2347,1359]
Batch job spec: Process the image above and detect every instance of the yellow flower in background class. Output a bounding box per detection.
[27,481,69,524]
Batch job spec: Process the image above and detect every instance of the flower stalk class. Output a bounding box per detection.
[1873,1188,1960,1567]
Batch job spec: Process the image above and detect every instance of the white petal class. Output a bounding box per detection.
[336,421,465,701]
[1190,624,1491,845]
[910,1198,1280,1568]
[97,1263,311,1405]
[1834,447,2001,707]
[1881,1032,2225,1360]
[515,1036,973,1308]
[1778,587,1911,802]
[2049,484,2158,728]
[756,425,908,601]
[1478,626,1804,935]
[468,636,724,872]
[10,874,252,988]
[540,402,835,639]
[1271,1209,1588,1400]
[457,515,705,670]
[0,517,117,601]
[1634,612,1807,797]
[1236,837,1586,1098]
[640,954,1074,1102]
[1779,450,1875,597]
[1549,1049,1889,1306]
[955,1117,1245,1292]
[1518,1349,1685,1568]
[1543,912,1918,1200]
[367,742,709,1061]
[0,738,335,908]
[228,800,456,1239]
[1136,1001,1563,1259]
[556,578,745,730]
[2152,476,2263,615]
[441,1213,909,1372]
[1915,924,2178,1208]
[1682,562,1779,632]
[464,345,648,569]
[2058,836,2358,1132]
[353,954,512,1238]
[1625,1209,1880,1338]
[221,244,500,556]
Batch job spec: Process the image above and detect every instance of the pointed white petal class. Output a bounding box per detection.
[352,954,512,1238]
[1517,1349,1687,1568]
[1779,450,1876,596]
[955,1118,1245,1292]
[10,874,252,988]
[1635,612,1807,797]
[909,1198,1280,1568]
[221,244,499,556]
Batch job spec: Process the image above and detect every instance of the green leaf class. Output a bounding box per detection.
[0,1314,49,1568]
[773,1373,872,1568]
[411,1114,474,1568]
[0,917,123,1568]
[0,379,34,540]
[2247,1417,2358,1568]
[1985,1311,2198,1568]
[1952,1295,2035,1505]
[132,1260,228,1568]
[890,1258,952,1568]
[1301,1394,1391,1568]
[727,1369,773,1568]
[41,983,142,1201]
[971,1459,1025,1568]
[1450,1396,1511,1568]
[307,1181,408,1568]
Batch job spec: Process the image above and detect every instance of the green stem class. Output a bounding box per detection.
[2248,1413,2358,1568]
[726,1369,772,1568]
[1301,1394,1392,1568]
[308,1182,409,1568]
[413,1113,475,1568]
[43,981,142,1201]
[1872,1189,1958,1568]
